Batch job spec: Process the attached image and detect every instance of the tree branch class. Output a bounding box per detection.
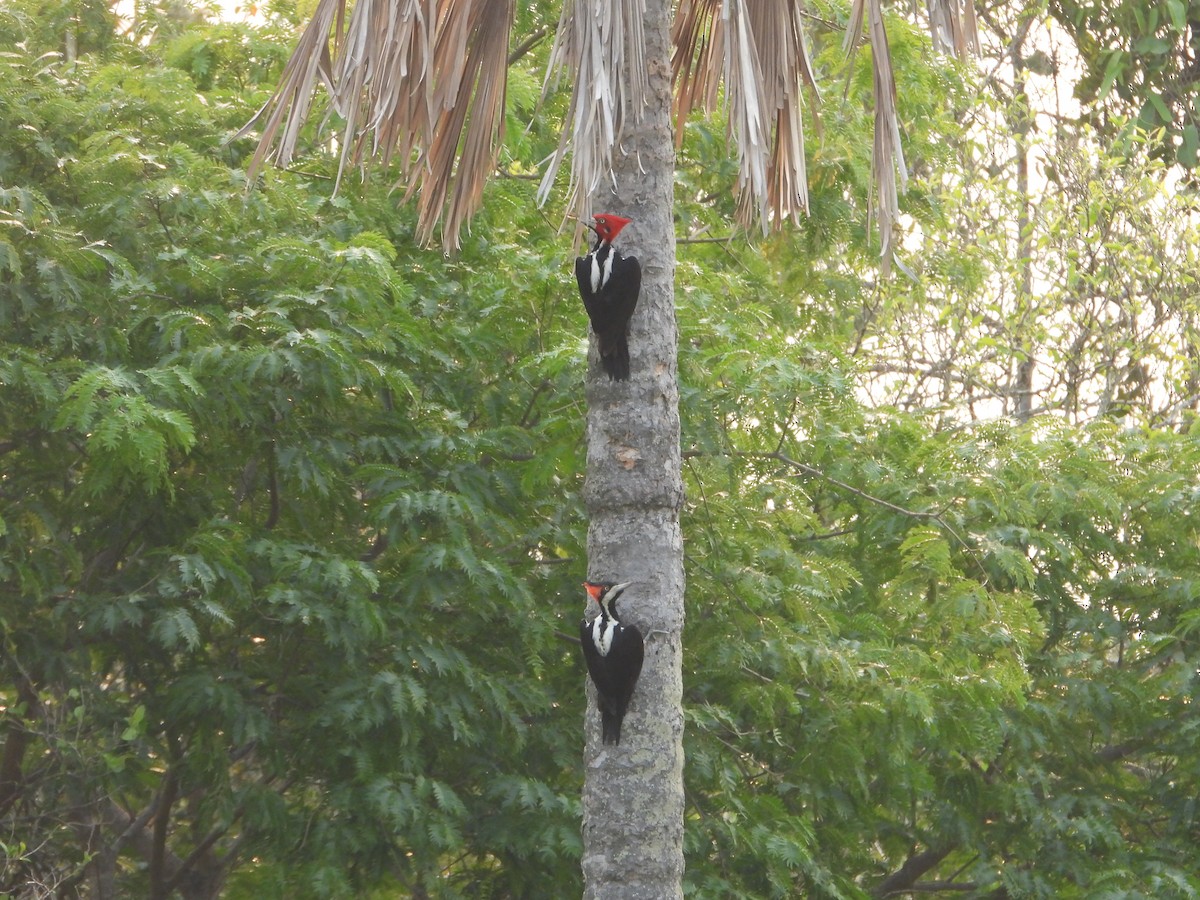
[265,441,280,530]
[162,775,296,895]
[508,27,548,65]
[874,845,956,897]
[897,882,980,894]
[148,768,179,900]
[0,676,39,818]
[685,448,973,550]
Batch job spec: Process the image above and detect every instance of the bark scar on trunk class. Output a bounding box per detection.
[614,444,642,468]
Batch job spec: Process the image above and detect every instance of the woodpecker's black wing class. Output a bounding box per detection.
[606,622,644,719]
[579,616,615,703]
[578,617,644,745]
[599,622,644,745]
[592,253,640,381]
[574,253,595,309]
[601,252,641,329]
[574,250,641,381]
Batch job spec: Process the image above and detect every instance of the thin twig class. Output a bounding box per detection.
[686,447,975,553]
[518,378,552,428]
[771,449,973,550]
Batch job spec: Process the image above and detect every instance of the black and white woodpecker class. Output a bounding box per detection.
[574,213,642,381]
[579,580,645,745]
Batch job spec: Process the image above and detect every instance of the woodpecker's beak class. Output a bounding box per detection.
[608,581,633,597]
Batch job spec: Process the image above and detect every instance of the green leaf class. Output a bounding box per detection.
[1167,0,1187,34]
[1133,35,1170,56]
[121,704,147,741]
[899,525,953,576]
[1097,50,1127,101]
[152,608,201,650]
[1179,124,1199,168]
[1148,92,1172,125]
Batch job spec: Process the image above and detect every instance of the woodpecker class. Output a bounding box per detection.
[579,580,644,745]
[574,213,642,381]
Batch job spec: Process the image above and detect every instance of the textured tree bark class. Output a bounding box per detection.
[579,0,684,896]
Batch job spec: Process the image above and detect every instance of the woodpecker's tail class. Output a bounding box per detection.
[601,709,625,745]
[599,334,631,381]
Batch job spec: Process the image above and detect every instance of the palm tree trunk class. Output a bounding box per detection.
[580,0,684,895]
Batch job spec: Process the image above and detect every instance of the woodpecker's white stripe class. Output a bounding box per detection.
[591,615,614,656]
[589,247,614,294]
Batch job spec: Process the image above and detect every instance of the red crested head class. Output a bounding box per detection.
[583,580,632,605]
[590,213,633,243]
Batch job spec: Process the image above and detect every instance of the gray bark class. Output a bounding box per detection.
[580,0,684,896]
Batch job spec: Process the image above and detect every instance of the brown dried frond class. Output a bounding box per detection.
[672,0,723,142]
[926,0,978,57]
[408,0,515,249]
[672,0,818,233]
[241,0,514,252]
[239,0,345,180]
[869,0,905,274]
[243,0,981,262]
[845,0,975,273]
[537,0,652,234]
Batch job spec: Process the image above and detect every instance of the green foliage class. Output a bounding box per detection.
[0,10,589,896]
[0,0,117,57]
[164,21,291,91]
[1050,0,1200,170]
[670,26,1200,878]
[678,311,1200,895]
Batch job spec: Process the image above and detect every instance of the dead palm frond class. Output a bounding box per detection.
[240,0,513,252]
[926,0,978,57]
[844,0,977,271]
[845,0,905,273]
[408,0,515,247]
[245,0,978,262]
[537,0,651,236]
[672,0,818,233]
